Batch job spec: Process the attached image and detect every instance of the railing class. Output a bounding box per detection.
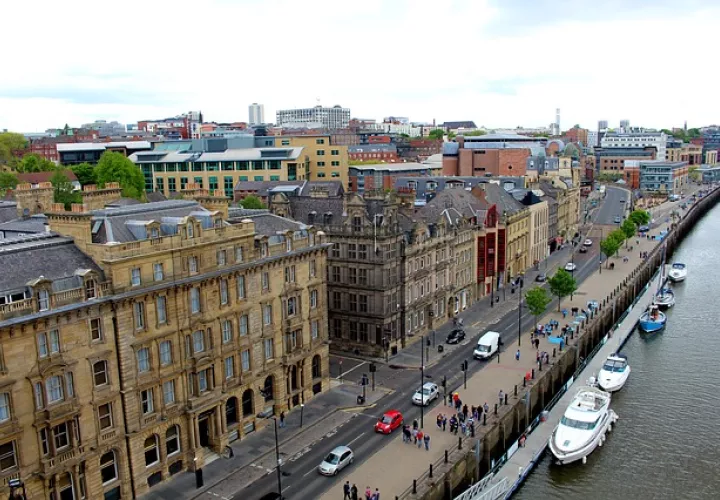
[397,435,468,499]
[53,287,83,306]
[0,298,33,316]
[455,477,508,500]
[45,445,84,469]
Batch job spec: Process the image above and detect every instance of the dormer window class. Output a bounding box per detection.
[286,238,292,252]
[37,289,50,311]
[187,223,194,239]
[85,279,97,300]
[214,218,222,228]
[261,242,268,258]
[352,216,362,232]
[150,227,160,239]
[308,212,316,224]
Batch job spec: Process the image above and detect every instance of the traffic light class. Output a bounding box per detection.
[461,360,468,371]
[426,338,431,347]
[369,363,377,373]
[442,376,447,391]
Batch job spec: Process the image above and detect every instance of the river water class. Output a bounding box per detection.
[515,204,720,500]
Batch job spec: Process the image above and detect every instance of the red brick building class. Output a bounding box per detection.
[442,134,545,177]
[348,144,399,162]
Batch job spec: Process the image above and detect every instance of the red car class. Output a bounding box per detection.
[374,410,403,434]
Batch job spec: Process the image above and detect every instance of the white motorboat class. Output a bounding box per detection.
[654,288,675,309]
[668,263,687,282]
[549,386,619,465]
[597,354,631,392]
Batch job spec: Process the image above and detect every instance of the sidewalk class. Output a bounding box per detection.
[317,206,679,499]
[143,382,390,500]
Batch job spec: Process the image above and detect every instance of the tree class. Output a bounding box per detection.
[548,269,577,311]
[628,209,650,227]
[95,151,145,199]
[688,165,701,182]
[239,195,265,209]
[621,219,636,247]
[428,129,444,140]
[50,169,82,210]
[463,130,487,136]
[600,234,622,266]
[17,153,56,173]
[70,163,97,186]
[0,171,18,194]
[525,287,552,325]
[0,132,27,166]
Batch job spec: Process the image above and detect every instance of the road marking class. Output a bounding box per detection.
[353,412,380,420]
[302,467,317,478]
[346,432,367,447]
[205,493,232,500]
[335,361,367,380]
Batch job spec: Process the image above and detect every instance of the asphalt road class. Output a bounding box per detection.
[594,185,629,225]
[244,245,606,499]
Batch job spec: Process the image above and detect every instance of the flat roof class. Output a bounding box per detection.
[349,162,438,172]
[129,147,304,163]
[57,141,152,152]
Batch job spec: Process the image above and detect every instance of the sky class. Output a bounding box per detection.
[1,0,719,133]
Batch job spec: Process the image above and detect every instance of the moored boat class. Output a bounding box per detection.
[639,304,667,333]
[597,354,631,392]
[549,386,619,465]
[654,288,675,309]
[668,263,687,283]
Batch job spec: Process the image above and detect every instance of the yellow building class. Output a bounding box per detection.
[706,149,718,165]
[0,187,330,499]
[274,135,349,188]
[527,199,549,267]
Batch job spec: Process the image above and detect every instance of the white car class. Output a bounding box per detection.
[318,445,354,476]
[565,262,577,272]
[583,239,592,246]
[412,382,439,406]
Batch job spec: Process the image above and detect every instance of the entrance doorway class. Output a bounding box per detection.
[198,416,210,448]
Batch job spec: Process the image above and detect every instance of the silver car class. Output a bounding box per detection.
[318,445,354,476]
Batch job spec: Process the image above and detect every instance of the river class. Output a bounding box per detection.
[515,203,720,500]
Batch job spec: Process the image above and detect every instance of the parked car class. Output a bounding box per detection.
[412,382,439,406]
[614,216,622,223]
[639,225,650,233]
[565,262,577,272]
[473,331,501,360]
[446,329,466,344]
[583,239,593,246]
[535,273,547,283]
[318,446,354,476]
[374,410,403,434]
[579,246,588,253]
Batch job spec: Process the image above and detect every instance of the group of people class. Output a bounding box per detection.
[343,482,380,500]
[435,394,492,436]
[401,419,431,450]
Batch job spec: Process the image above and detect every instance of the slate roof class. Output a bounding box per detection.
[443,121,478,129]
[0,234,104,294]
[17,170,78,184]
[0,202,17,224]
[105,198,142,208]
[227,209,307,236]
[417,189,486,225]
[287,196,344,225]
[0,215,48,235]
[146,191,168,203]
[482,183,525,215]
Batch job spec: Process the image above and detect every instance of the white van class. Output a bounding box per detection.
[473,331,500,360]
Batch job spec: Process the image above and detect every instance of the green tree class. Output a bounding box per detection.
[0,171,18,194]
[17,153,56,173]
[0,132,27,166]
[525,286,552,325]
[548,269,577,311]
[428,129,444,140]
[688,165,701,182]
[95,151,145,199]
[628,209,650,227]
[620,218,636,247]
[600,234,622,266]
[70,163,97,186]
[463,130,487,136]
[50,169,82,210]
[239,195,265,209]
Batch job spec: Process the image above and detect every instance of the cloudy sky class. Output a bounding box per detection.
[2,0,719,132]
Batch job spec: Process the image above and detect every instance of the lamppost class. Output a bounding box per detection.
[420,334,425,429]
[272,417,283,498]
[570,250,576,301]
[489,248,495,308]
[517,276,524,346]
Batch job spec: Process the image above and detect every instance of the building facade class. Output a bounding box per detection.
[348,144,399,163]
[442,134,547,177]
[600,131,668,160]
[276,106,351,130]
[0,193,330,499]
[349,163,441,194]
[593,147,657,176]
[248,103,265,126]
[638,161,689,194]
[273,135,349,188]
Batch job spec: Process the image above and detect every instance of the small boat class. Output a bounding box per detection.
[654,288,675,309]
[597,354,631,392]
[668,263,687,282]
[638,304,667,333]
[549,386,619,465]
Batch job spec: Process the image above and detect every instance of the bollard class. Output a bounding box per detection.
[445,449,449,463]
[504,394,508,405]
[459,436,463,450]
[514,385,518,396]
[413,479,417,494]
[538,360,543,371]
[494,403,498,415]
[553,348,556,358]
[531,368,535,379]
[429,463,433,479]
[559,341,563,352]
[523,376,527,387]
[483,413,487,426]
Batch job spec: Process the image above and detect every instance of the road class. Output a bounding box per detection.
[594,185,629,225]
[243,241,607,499]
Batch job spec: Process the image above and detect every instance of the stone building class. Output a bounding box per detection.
[0,189,330,498]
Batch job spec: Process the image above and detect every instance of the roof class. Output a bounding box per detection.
[443,121,477,129]
[348,144,397,153]
[57,141,152,152]
[0,216,48,235]
[105,198,142,208]
[417,189,486,225]
[349,162,436,172]
[146,191,168,203]
[464,133,534,141]
[481,183,525,216]
[129,147,304,164]
[234,180,344,198]
[18,170,78,184]
[227,209,307,235]
[0,234,104,294]
[0,202,17,224]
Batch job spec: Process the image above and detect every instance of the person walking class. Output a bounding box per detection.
[483,402,489,415]
[462,404,469,421]
[412,427,418,444]
[515,349,520,361]
[442,414,447,431]
[344,481,351,500]
[372,488,380,500]
[401,425,408,443]
[499,390,505,406]
[424,432,431,451]
[436,414,443,430]
[416,429,424,448]
[351,484,359,500]
[365,486,372,500]
[279,411,285,428]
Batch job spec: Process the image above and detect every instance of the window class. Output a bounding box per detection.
[310,290,318,309]
[309,260,317,278]
[349,267,357,284]
[317,161,326,167]
[222,320,233,344]
[264,339,274,360]
[159,340,172,366]
[287,330,299,350]
[263,304,273,325]
[242,389,254,417]
[312,355,322,378]
[241,349,250,371]
[331,243,340,258]
[93,361,108,386]
[131,268,141,287]
[198,369,210,393]
[331,161,340,167]
[349,294,357,312]
[217,249,227,266]
[192,331,205,353]
[137,348,150,373]
[48,329,60,353]
[348,243,357,259]
[153,263,164,281]
[134,302,146,330]
[332,291,342,309]
[352,217,362,232]
[98,403,113,430]
[359,268,368,285]
[187,223,195,239]
[284,265,295,283]
[237,276,246,299]
[359,295,368,313]
[317,149,326,156]
[144,435,159,466]
[38,289,50,311]
[332,266,341,282]
[188,256,198,273]
[65,372,74,397]
[224,356,234,379]
[261,271,269,291]
[163,380,175,405]
[166,426,180,456]
[90,318,103,341]
[331,149,339,156]
[286,237,292,252]
[0,394,9,422]
[0,441,17,472]
[311,320,319,339]
[316,138,325,144]
[34,382,44,409]
[190,288,201,314]
[156,296,167,324]
[85,278,97,299]
[239,314,249,335]
[46,375,64,403]
[235,246,244,263]
[100,451,118,484]
[220,279,229,305]
[53,422,69,450]
[37,332,48,358]
[359,244,368,260]
[286,297,297,317]
[141,388,154,415]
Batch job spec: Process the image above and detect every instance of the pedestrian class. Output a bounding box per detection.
[535,338,540,350]
[279,411,285,428]
[562,309,567,319]
[442,415,448,431]
[412,427,418,444]
[413,419,418,430]
[484,402,489,414]
[401,425,408,442]
[373,488,380,500]
[462,404,469,421]
[344,481,351,500]
[424,432,430,450]
[477,404,483,420]
[436,414,443,429]
[351,484,359,500]
[365,486,372,500]
[417,429,424,448]
[470,420,475,437]
[515,349,520,361]
[460,421,467,435]
[499,390,504,406]
[536,350,540,363]
[455,398,462,412]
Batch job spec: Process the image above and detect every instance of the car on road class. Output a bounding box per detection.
[579,246,588,253]
[565,262,577,272]
[639,225,650,233]
[318,445,354,476]
[619,199,626,203]
[535,273,547,283]
[583,239,593,246]
[412,382,439,406]
[614,216,622,223]
[374,410,403,434]
[446,329,466,344]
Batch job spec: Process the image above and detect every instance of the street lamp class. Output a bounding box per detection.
[489,248,495,308]
[517,276,524,346]
[272,417,283,498]
[420,334,425,429]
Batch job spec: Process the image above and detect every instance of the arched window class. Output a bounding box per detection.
[100,450,118,484]
[312,355,321,379]
[241,389,254,417]
[263,376,274,402]
[166,425,180,456]
[226,397,238,425]
[144,435,159,466]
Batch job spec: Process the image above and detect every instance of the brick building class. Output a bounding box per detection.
[442,134,547,177]
[348,144,399,162]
